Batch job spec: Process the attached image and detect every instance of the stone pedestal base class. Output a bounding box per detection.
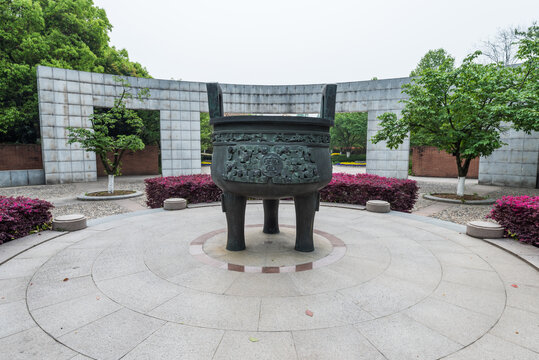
[164,198,187,210]
[366,200,390,213]
[466,221,504,239]
[52,214,87,231]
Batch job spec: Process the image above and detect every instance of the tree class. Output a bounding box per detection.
[373,25,538,196]
[510,24,539,133]
[410,49,455,77]
[409,49,455,147]
[0,0,149,143]
[480,26,521,65]
[67,78,148,193]
[200,112,212,153]
[330,112,367,157]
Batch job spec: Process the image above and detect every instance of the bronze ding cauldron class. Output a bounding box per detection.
[206,83,336,252]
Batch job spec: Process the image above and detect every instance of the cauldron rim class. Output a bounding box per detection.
[210,115,333,127]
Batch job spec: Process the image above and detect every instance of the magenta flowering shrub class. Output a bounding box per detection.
[320,173,418,212]
[145,174,222,208]
[487,196,539,245]
[0,196,54,244]
[145,173,418,212]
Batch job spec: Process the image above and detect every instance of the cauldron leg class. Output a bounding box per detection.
[221,192,247,251]
[263,199,280,234]
[294,192,319,252]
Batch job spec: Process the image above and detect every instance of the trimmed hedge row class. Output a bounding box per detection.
[320,173,418,212]
[487,195,539,246]
[145,174,221,208]
[0,196,54,244]
[145,173,418,212]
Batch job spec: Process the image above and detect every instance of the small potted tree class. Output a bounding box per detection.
[68,77,149,195]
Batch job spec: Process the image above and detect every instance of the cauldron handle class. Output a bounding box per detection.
[206,83,224,118]
[320,84,337,124]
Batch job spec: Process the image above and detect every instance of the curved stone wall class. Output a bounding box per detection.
[36,65,537,188]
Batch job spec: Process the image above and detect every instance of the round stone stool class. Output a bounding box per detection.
[366,200,390,213]
[52,214,87,231]
[466,221,504,239]
[164,198,187,210]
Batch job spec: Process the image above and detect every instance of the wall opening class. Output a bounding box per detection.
[92,107,161,176]
[331,112,368,171]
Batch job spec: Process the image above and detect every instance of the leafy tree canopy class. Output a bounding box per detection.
[0,0,150,143]
[373,24,538,194]
[330,112,367,155]
[409,48,455,77]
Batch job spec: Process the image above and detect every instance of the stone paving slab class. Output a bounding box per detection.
[292,325,385,360]
[0,327,78,360]
[122,322,223,360]
[355,312,462,360]
[0,203,537,359]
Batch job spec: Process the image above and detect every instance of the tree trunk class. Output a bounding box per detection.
[455,154,472,196]
[108,175,115,194]
[457,177,466,197]
[346,151,351,158]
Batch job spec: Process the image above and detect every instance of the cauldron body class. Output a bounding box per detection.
[207,84,336,252]
[211,118,333,198]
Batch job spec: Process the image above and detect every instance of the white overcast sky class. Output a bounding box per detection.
[93,0,538,85]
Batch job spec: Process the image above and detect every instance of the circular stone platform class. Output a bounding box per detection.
[190,225,345,272]
[1,204,538,359]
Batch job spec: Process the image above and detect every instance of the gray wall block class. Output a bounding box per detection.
[28,170,46,185]
[479,130,539,188]
[0,171,11,187]
[10,170,29,186]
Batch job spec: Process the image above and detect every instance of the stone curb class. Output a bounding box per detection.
[483,238,539,271]
[423,194,495,205]
[0,231,68,266]
[76,190,143,201]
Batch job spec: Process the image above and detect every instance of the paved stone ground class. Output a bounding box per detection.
[0,204,538,359]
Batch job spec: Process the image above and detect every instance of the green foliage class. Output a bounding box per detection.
[510,24,539,133]
[331,153,366,164]
[330,112,367,154]
[136,109,160,146]
[200,112,212,153]
[94,107,160,146]
[374,25,539,180]
[409,49,455,77]
[408,49,454,147]
[67,78,147,176]
[0,0,150,143]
